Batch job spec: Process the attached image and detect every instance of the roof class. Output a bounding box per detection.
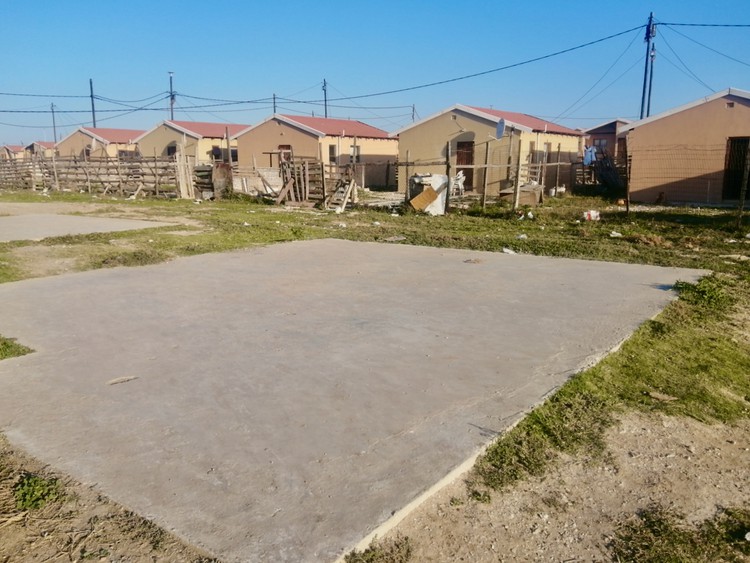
[81,127,145,144]
[584,119,631,135]
[3,144,24,152]
[392,104,582,137]
[26,141,55,150]
[233,114,391,140]
[166,120,250,139]
[469,106,582,136]
[618,87,750,135]
[278,115,390,138]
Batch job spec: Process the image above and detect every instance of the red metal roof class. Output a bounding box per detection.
[279,115,390,138]
[82,127,145,143]
[469,107,582,136]
[168,121,249,138]
[4,145,24,152]
[33,141,55,149]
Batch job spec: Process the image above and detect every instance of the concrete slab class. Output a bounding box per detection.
[0,240,704,561]
[0,213,176,242]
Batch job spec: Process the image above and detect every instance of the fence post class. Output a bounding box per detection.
[481,141,489,209]
[444,141,451,213]
[404,150,410,204]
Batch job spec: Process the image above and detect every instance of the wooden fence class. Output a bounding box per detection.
[0,156,179,197]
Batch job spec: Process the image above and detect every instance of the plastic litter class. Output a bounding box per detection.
[583,210,600,221]
[609,231,623,238]
[516,234,528,240]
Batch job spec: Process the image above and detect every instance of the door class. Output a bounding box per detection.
[724,137,748,200]
[456,141,474,189]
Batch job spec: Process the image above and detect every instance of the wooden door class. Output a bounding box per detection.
[456,141,474,189]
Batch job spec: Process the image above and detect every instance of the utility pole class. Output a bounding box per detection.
[646,43,656,117]
[51,103,58,143]
[639,12,656,119]
[169,71,175,120]
[412,104,416,122]
[273,93,277,113]
[89,78,97,127]
[322,79,328,118]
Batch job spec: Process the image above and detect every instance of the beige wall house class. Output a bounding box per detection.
[55,127,144,159]
[234,114,398,188]
[394,105,582,194]
[0,145,24,161]
[24,141,56,159]
[619,88,750,204]
[135,121,248,164]
[584,119,630,160]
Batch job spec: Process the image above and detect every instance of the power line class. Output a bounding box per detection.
[554,27,642,121]
[317,24,646,102]
[659,24,750,68]
[0,91,88,99]
[659,30,713,91]
[658,22,750,27]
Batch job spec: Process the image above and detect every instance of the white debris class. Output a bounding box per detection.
[516,234,528,240]
[610,231,623,238]
[583,210,600,221]
[502,247,517,254]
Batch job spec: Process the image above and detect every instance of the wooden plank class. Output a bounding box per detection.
[275,178,295,205]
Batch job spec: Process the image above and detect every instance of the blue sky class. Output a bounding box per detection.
[2,0,749,145]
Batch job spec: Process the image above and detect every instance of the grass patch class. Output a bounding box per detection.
[89,247,170,269]
[476,274,750,491]
[0,335,32,360]
[344,534,412,563]
[13,472,61,509]
[611,505,750,562]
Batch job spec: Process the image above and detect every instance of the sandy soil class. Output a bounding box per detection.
[384,412,750,562]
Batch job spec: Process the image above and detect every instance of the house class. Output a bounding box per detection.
[135,120,249,164]
[24,141,57,159]
[0,145,25,161]
[619,88,750,204]
[55,127,144,159]
[233,114,398,188]
[583,119,630,160]
[393,104,583,194]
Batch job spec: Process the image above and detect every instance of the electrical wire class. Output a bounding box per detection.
[313,24,646,102]
[659,24,750,68]
[553,27,643,121]
[557,55,644,121]
[658,32,713,91]
[658,22,750,27]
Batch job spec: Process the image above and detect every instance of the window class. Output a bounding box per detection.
[329,144,337,164]
[278,144,292,162]
[350,145,361,164]
[166,144,177,157]
[726,102,735,109]
[593,138,608,149]
[211,145,222,160]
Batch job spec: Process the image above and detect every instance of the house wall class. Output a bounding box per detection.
[626,94,750,204]
[323,135,398,188]
[235,119,320,167]
[56,131,95,158]
[397,109,580,194]
[237,120,399,188]
[138,125,238,164]
[56,132,137,159]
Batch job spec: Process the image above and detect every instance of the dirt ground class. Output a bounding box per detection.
[1,199,749,562]
[383,412,750,562]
